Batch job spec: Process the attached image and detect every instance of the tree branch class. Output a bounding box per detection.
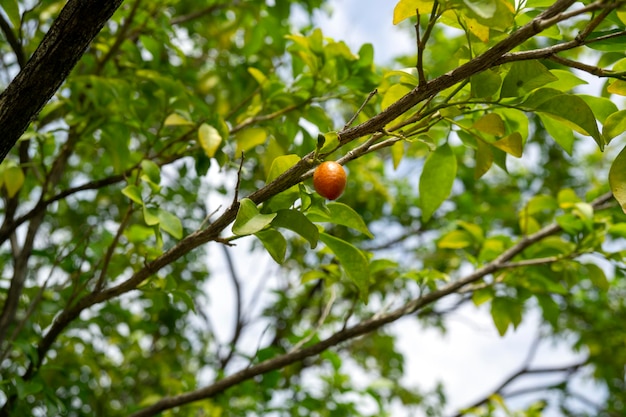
[0,0,124,163]
[337,0,580,145]
[127,191,614,417]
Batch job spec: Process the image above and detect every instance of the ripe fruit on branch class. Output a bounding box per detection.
[313,161,347,200]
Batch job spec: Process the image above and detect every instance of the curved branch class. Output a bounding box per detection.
[128,192,614,417]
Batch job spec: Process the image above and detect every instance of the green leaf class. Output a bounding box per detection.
[438,230,473,249]
[501,61,558,98]
[141,160,161,185]
[585,263,609,291]
[382,84,411,110]
[491,297,523,336]
[419,144,457,221]
[233,198,277,235]
[4,165,24,198]
[538,113,574,155]
[266,154,300,183]
[462,0,496,20]
[158,209,183,239]
[319,233,370,301]
[307,202,373,238]
[198,123,223,158]
[1,0,21,30]
[491,297,511,336]
[579,94,618,124]
[546,69,587,92]
[472,287,494,306]
[271,209,319,249]
[471,70,501,98]
[122,185,143,205]
[609,144,626,213]
[535,95,603,150]
[235,127,267,155]
[603,110,626,142]
[255,229,287,264]
[143,205,160,226]
[264,154,301,211]
[319,131,340,154]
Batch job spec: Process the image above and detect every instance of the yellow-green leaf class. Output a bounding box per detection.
[493,132,523,157]
[607,80,626,96]
[235,127,267,155]
[475,139,493,179]
[164,113,193,126]
[391,140,404,169]
[438,230,473,249]
[603,110,626,142]
[473,113,505,136]
[4,165,24,198]
[198,123,222,158]
[1,0,21,31]
[122,185,143,205]
[247,67,267,85]
[393,0,433,24]
[609,144,626,213]
[143,205,160,226]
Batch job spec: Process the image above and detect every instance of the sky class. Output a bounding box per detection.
[202,1,605,416]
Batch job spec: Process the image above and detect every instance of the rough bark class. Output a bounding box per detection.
[0,0,124,163]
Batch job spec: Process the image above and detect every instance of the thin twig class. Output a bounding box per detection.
[219,246,246,369]
[95,204,134,292]
[289,286,336,353]
[342,89,378,131]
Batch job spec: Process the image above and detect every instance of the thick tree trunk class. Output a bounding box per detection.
[0,0,124,163]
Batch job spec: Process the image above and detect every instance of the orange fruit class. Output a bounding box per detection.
[313,161,346,200]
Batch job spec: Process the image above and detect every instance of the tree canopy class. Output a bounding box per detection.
[1,0,626,416]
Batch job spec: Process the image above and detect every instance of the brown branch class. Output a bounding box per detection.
[0,0,124,163]
[451,361,587,417]
[127,192,609,417]
[337,0,580,146]
[94,205,134,292]
[549,55,626,79]
[0,151,188,246]
[11,1,617,403]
